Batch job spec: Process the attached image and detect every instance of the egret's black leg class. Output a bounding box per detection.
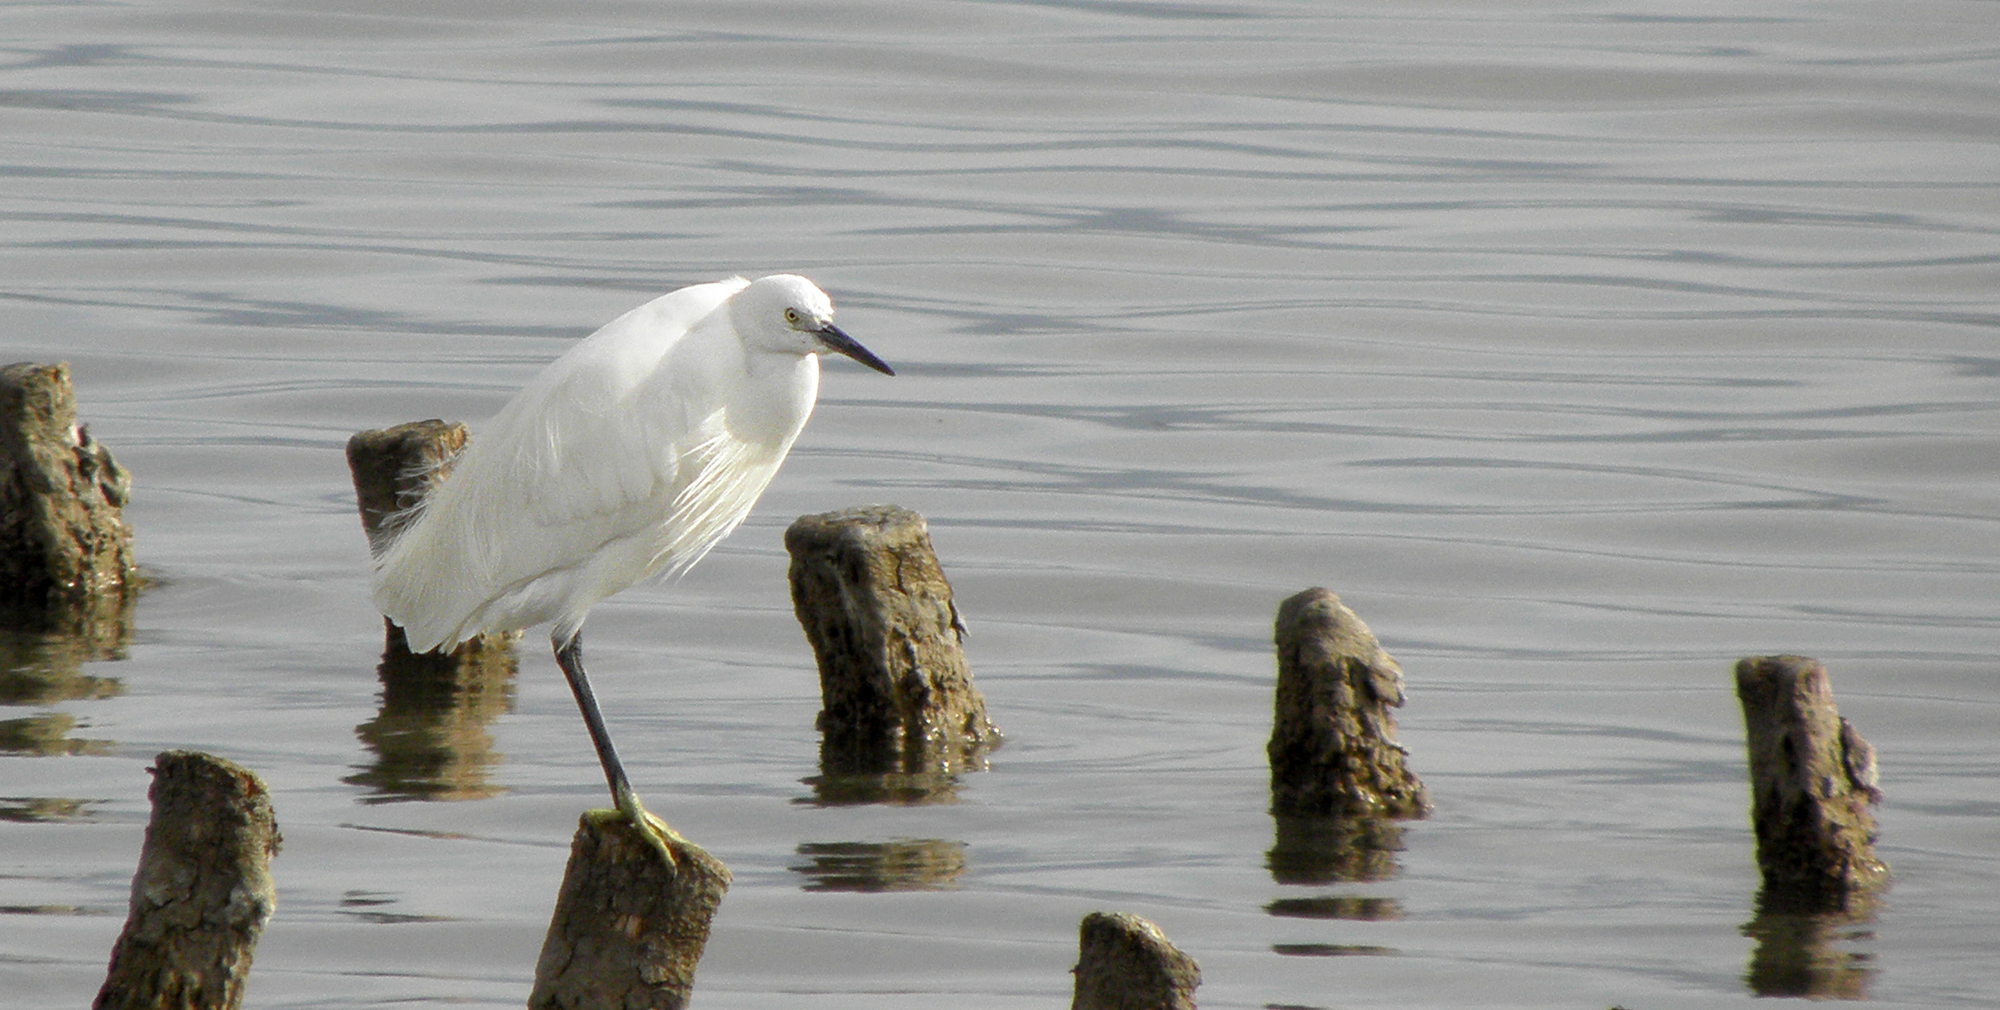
[552,630,679,867]
[553,631,632,803]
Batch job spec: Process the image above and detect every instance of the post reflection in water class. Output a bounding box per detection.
[0,595,130,763]
[1741,890,1879,999]
[1264,895,1402,921]
[798,729,986,807]
[0,795,91,822]
[1267,813,1404,885]
[1265,813,1406,960]
[790,839,966,892]
[346,635,518,803]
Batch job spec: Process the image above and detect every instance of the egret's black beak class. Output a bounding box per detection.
[816,323,895,376]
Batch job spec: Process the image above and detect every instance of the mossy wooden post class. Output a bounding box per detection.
[1734,655,1887,910]
[94,751,280,1010]
[1071,911,1200,1010]
[785,505,998,783]
[345,420,517,659]
[530,814,731,1010]
[1268,588,1428,817]
[0,362,137,615]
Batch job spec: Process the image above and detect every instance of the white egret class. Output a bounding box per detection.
[370,274,893,858]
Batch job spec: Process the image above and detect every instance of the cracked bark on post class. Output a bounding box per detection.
[94,751,280,1010]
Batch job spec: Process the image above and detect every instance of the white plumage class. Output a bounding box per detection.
[372,273,889,649]
[366,273,893,855]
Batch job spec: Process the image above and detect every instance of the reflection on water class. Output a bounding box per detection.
[790,839,966,892]
[1271,943,1395,958]
[1742,890,1879,999]
[0,595,129,705]
[0,622,124,706]
[345,637,518,803]
[1264,895,1401,921]
[1266,814,1404,885]
[1266,814,1405,967]
[0,711,110,756]
[0,796,92,822]
[798,734,984,806]
[0,593,129,814]
[338,890,457,925]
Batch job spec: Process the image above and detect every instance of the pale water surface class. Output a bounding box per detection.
[2,1,1997,1007]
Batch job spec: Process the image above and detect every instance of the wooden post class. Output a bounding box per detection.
[785,505,998,787]
[94,751,280,1010]
[345,420,518,659]
[530,813,731,1010]
[1071,911,1200,1010]
[1734,655,1887,910]
[0,362,137,618]
[1268,588,1427,817]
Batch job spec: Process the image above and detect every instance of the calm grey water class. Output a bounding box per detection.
[4,1,1998,1007]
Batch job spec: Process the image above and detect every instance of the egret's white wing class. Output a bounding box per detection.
[372,278,762,650]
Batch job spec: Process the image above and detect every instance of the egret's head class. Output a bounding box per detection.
[734,274,895,376]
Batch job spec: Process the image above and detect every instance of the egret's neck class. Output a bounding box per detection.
[732,350,820,449]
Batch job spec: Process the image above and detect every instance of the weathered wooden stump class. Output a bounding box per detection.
[1,362,137,620]
[1072,911,1201,1010]
[94,751,280,1010]
[785,505,998,791]
[1268,588,1427,817]
[1734,655,1887,911]
[530,813,731,1010]
[345,419,519,659]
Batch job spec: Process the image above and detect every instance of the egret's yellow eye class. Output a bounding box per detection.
[784,308,800,325]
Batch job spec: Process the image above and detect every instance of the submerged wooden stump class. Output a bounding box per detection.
[0,362,137,616]
[1071,911,1200,1010]
[345,419,518,659]
[95,751,281,1010]
[1268,588,1428,817]
[530,813,731,1010]
[1734,655,1887,911]
[785,505,998,784]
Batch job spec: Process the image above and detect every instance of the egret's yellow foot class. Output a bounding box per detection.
[588,791,682,872]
